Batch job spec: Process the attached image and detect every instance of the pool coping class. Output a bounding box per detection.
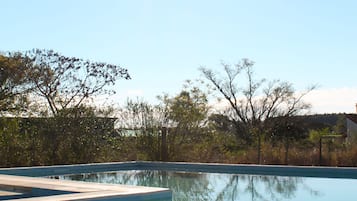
[1,161,357,179]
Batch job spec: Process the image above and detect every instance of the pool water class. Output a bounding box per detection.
[54,170,357,201]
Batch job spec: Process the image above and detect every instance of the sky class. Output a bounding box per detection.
[1,0,356,114]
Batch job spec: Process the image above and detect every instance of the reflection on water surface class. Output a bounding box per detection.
[53,170,357,201]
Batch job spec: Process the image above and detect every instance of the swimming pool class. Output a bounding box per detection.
[1,161,357,201]
[54,169,357,201]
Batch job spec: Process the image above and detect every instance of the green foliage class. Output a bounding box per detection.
[0,118,19,166]
[0,49,132,167]
[0,53,33,114]
[46,106,118,164]
[167,90,208,128]
[118,99,164,161]
[115,82,211,162]
[309,128,331,143]
[161,85,210,161]
[0,106,123,167]
[4,51,357,167]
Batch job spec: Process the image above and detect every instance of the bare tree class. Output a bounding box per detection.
[26,49,130,116]
[200,59,314,163]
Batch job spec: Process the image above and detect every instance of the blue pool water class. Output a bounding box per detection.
[54,170,357,201]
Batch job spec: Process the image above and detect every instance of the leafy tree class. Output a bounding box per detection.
[0,53,33,114]
[117,80,210,161]
[167,90,208,131]
[0,49,132,165]
[25,49,130,116]
[0,53,37,166]
[309,128,328,143]
[200,59,314,163]
[160,83,209,160]
[0,49,131,166]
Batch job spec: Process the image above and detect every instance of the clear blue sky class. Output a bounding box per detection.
[1,0,356,113]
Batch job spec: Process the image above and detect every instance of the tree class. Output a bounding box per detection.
[25,49,130,116]
[200,59,314,163]
[117,98,167,160]
[0,53,33,114]
[0,49,131,165]
[158,81,210,160]
[167,88,208,132]
[117,82,210,161]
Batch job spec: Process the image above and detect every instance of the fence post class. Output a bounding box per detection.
[319,137,322,166]
[161,127,168,161]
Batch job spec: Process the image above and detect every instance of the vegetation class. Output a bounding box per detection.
[0,51,356,167]
[0,53,33,113]
[200,59,314,163]
[0,50,130,166]
[25,49,130,116]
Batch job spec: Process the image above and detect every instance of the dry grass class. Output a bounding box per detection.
[171,140,357,167]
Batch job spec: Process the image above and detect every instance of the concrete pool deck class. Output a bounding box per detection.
[0,173,171,201]
[1,161,357,200]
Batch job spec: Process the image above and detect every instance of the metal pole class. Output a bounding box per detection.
[319,137,322,166]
